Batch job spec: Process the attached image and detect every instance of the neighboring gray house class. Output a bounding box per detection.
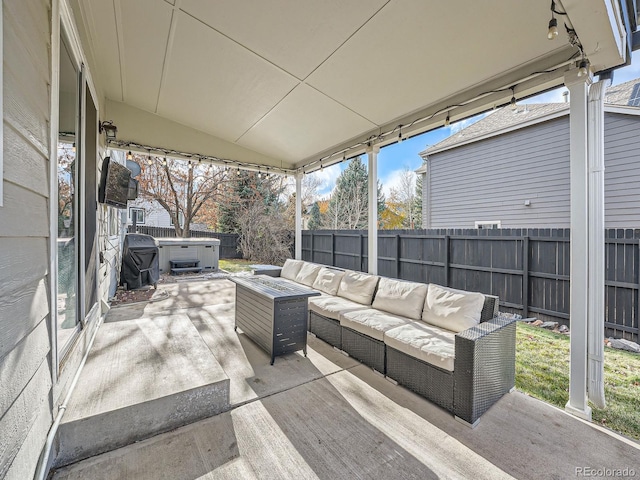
[417,79,640,229]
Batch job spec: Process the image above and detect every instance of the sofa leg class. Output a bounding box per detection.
[333,346,350,357]
[385,376,398,385]
[455,415,480,429]
[373,369,384,377]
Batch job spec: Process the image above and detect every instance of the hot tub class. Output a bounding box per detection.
[156,238,220,274]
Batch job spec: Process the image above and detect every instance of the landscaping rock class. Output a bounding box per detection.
[540,321,559,330]
[532,320,544,327]
[607,338,640,353]
[499,312,523,320]
[558,325,569,334]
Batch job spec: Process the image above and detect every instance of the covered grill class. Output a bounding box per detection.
[120,234,160,290]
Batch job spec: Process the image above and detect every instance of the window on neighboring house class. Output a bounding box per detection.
[170,212,184,227]
[475,221,501,229]
[130,207,145,224]
[629,83,640,107]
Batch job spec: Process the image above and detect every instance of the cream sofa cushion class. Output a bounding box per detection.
[340,308,410,342]
[312,267,345,295]
[337,270,379,305]
[295,262,323,287]
[372,277,428,321]
[384,321,456,371]
[308,295,368,321]
[281,259,304,281]
[422,283,485,333]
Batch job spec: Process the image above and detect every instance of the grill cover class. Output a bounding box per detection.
[120,234,160,290]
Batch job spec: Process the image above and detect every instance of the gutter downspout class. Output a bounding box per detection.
[34,318,102,480]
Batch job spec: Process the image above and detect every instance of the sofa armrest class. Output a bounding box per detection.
[453,316,517,425]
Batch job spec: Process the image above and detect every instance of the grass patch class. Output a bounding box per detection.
[516,322,640,440]
[218,258,256,273]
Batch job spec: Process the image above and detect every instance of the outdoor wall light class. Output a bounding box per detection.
[99,120,118,140]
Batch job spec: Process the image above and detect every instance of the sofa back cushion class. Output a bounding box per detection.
[295,262,323,287]
[337,271,379,305]
[312,267,345,295]
[372,277,428,321]
[422,283,485,333]
[281,259,304,280]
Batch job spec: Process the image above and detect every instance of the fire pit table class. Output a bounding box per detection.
[230,275,320,364]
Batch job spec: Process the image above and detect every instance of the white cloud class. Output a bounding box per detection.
[308,163,342,198]
[380,168,416,199]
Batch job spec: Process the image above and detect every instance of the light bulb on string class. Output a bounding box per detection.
[127,151,133,161]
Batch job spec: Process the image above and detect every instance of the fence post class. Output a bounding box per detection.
[310,232,314,263]
[444,235,450,287]
[331,233,335,267]
[359,232,364,272]
[395,234,401,278]
[523,236,529,318]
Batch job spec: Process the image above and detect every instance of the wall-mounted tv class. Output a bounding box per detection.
[98,156,132,209]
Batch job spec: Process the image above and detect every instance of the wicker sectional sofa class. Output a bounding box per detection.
[276,259,516,426]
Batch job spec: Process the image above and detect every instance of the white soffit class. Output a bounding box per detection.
[120,0,173,113]
[72,0,627,170]
[237,84,377,162]
[306,1,572,125]
[157,11,299,142]
[179,0,389,80]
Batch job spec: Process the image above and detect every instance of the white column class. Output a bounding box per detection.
[295,173,303,260]
[565,69,592,421]
[587,78,609,408]
[367,145,379,274]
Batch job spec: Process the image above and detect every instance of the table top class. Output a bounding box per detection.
[230,275,320,300]
[250,264,282,271]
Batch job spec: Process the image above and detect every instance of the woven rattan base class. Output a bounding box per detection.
[309,311,342,349]
[341,327,385,374]
[386,346,454,411]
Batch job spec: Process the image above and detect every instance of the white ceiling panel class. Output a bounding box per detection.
[307,1,570,125]
[157,11,299,142]
[70,0,628,170]
[81,0,122,102]
[237,84,377,162]
[179,0,389,80]
[120,0,173,112]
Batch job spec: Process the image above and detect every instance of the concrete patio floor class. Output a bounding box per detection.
[52,278,640,479]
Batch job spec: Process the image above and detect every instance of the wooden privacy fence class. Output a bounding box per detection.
[302,228,640,342]
[127,225,242,259]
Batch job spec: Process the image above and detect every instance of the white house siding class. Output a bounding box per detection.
[428,116,571,228]
[425,112,640,229]
[603,113,640,227]
[0,1,54,479]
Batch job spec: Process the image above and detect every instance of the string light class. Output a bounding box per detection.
[577,58,589,77]
[188,160,193,169]
[548,1,559,39]
[510,88,518,111]
[444,112,450,126]
[162,157,167,167]
[127,151,133,161]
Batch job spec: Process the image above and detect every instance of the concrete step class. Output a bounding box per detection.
[53,312,230,468]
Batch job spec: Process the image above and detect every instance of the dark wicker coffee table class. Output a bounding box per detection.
[230,276,320,364]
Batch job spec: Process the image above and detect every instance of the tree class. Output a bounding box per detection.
[413,168,423,229]
[137,156,225,237]
[322,157,385,229]
[388,167,417,229]
[307,202,322,230]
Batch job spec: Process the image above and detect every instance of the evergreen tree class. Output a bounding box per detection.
[307,202,322,230]
[413,170,423,229]
[323,157,385,230]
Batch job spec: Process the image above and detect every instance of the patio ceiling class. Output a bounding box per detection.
[70,0,628,172]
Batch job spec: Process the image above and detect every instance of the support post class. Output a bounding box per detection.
[295,173,303,260]
[565,69,592,421]
[587,78,609,408]
[367,145,379,274]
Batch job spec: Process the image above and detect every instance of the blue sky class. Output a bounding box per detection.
[311,50,640,199]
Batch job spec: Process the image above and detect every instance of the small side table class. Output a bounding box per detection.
[250,264,282,277]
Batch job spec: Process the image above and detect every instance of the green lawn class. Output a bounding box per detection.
[218,258,255,273]
[516,322,640,440]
